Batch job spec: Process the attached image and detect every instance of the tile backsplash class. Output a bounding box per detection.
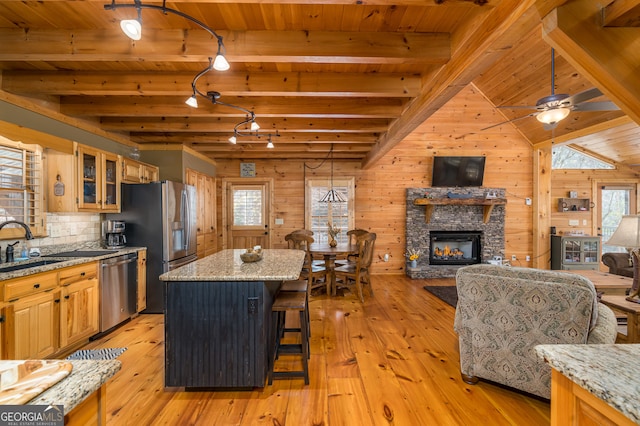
[32,213,101,247]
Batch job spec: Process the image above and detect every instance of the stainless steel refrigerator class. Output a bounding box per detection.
[107,180,197,313]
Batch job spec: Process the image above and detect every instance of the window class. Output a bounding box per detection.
[0,137,44,238]
[233,188,263,226]
[600,184,637,253]
[305,178,355,244]
[552,146,614,169]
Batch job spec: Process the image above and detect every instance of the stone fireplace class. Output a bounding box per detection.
[406,187,505,279]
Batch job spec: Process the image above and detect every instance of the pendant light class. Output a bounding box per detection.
[319,145,346,203]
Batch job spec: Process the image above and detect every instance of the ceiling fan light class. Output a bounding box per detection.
[228,135,237,144]
[536,107,570,124]
[120,19,142,41]
[185,95,198,108]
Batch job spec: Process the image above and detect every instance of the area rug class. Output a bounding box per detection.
[66,347,127,361]
[423,286,458,308]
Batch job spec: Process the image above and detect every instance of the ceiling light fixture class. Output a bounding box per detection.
[319,145,347,203]
[536,107,571,125]
[104,1,229,71]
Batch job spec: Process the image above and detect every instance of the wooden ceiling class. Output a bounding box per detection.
[0,0,639,168]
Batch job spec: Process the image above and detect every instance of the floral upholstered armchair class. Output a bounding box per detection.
[454,264,617,399]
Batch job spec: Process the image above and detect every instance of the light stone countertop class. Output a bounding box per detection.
[536,344,640,424]
[28,360,121,414]
[0,243,144,280]
[159,249,305,281]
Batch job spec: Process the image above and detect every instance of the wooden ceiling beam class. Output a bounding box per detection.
[24,0,495,5]
[60,96,405,119]
[361,0,539,169]
[603,0,640,27]
[542,1,640,125]
[136,133,379,144]
[100,117,391,132]
[0,28,449,65]
[2,71,420,98]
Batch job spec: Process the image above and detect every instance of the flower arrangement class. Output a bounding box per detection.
[327,222,341,239]
[406,248,421,261]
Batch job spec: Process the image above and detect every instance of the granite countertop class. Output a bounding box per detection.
[28,360,121,414]
[159,249,305,281]
[536,344,640,423]
[0,242,145,280]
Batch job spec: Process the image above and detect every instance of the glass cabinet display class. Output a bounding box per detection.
[551,235,600,270]
[76,144,120,211]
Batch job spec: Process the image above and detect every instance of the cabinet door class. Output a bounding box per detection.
[583,239,599,264]
[142,164,159,182]
[6,291,58,359]
[102,152,121,211]
[60,278,99,348]
[76,145,101,210]
[204,175,216,234]
[137,249,147,312]
[562,239,582,264]
[122,158,142,183]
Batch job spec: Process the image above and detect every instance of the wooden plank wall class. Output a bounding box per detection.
[214,85,537,274]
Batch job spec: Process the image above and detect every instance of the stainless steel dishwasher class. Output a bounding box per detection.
[100,252,138,333]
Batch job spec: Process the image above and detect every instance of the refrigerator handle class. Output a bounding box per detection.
[182,189,190,250]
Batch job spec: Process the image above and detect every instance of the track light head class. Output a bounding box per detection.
[185,94,198,108]
[228,135,237,144]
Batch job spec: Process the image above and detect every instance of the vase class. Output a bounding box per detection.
[410,259,417,268]
[329,237,337,247]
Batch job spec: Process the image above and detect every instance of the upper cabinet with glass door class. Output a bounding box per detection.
[76,144,121,212]
[46,142,121,213]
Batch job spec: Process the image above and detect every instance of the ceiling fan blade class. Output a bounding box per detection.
[572,101,620,111]
[563,87,603,106]
[481,112,537,131]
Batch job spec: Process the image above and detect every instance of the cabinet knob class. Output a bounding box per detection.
[33,283,40,289]
[65,295,70,300]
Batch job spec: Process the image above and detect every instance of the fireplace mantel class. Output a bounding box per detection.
[413,197,507,223]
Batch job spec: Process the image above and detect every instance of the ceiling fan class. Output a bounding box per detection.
[483,49,620,131]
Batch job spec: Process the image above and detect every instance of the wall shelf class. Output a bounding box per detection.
[413,197,507,223]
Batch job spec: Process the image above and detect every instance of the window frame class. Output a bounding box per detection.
[305,177,355,244]
[0,136,46,240]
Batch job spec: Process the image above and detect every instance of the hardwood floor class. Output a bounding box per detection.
[80,275,550,425]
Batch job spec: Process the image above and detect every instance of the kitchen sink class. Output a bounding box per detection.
[0,259,65,273]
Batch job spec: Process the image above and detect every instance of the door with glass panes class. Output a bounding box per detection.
[224,180,271,249]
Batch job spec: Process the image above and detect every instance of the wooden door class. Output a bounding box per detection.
[60,278,99,348]
[224,179,272,249]
[7,291,57,359]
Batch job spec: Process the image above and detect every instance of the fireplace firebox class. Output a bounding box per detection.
[429,231,481,265]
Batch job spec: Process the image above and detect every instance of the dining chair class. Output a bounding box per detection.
[336,228,369,266]
[284,232,326,295]
[334,232,376,302]
[290,229,324,267]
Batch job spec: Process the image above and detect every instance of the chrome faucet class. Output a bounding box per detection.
[0,220,34,240]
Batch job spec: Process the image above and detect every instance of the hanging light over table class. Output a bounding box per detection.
[320,145,346,203]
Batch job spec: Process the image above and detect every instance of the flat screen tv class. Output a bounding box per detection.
[431,156,486,187]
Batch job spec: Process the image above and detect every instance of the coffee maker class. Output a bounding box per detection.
[102,220,127,249]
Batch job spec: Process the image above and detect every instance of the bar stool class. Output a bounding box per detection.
[279,279,311,347]
[268,291,310,385]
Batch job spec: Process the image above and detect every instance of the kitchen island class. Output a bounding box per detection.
[159,249,305,389]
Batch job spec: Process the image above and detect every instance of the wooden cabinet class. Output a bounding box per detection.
[551,235,601,270]
[58,263,99,348]
[1,261,100,359]
[47,142,122,212]
[4,286,58,360]
[137,249,147,312]
[186,169,217,258]
[122,157,159,183]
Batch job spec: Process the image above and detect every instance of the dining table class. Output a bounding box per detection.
[309,242,358,296]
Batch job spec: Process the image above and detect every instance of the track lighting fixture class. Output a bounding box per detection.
[105,1,228,70]
[105,1,276,148]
